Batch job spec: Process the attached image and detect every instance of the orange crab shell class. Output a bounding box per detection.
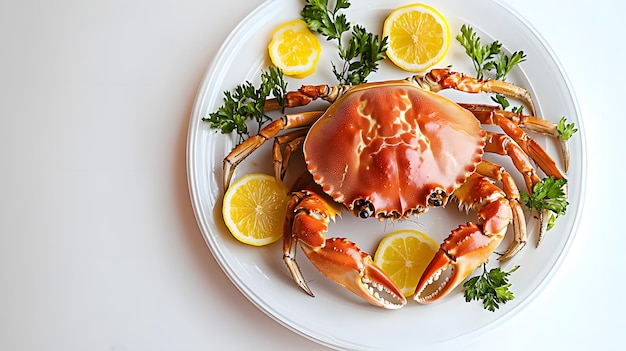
[303,80,487,218]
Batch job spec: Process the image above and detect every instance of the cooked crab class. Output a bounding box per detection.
[222,68,567,309]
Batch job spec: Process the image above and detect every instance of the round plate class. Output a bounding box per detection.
[187,0,585,349]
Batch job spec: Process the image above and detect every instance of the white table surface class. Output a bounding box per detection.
[1,0,622,350]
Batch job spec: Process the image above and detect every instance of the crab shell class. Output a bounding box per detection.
[303,80,487,219]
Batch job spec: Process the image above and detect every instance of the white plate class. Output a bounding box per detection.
[187,0,586,349]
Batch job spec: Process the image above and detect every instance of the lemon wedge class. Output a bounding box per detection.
[268,19,322,78]
[373,229,439,297]
[222,173,289,246]
[383,3,450,72]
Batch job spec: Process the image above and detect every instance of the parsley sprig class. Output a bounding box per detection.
[457,25,526,112]
[301,0,387,85]
[464,263,519,312]
[301,0,349,41]
[456,25,502,80]
[521,177,568,230]
[491,93,524,114]
[457,24,526,81]
[336,25,388,85]
[494,51,526,80]
[557,117,578,141]
[203,66,287,143]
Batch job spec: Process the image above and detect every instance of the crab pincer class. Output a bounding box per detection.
[283,189,407,309]
[413,174,512,303]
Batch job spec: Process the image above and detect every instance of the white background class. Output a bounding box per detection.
[0,0,622,350]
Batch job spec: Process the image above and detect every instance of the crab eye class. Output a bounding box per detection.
[428,190,446,207]
[354,199,375,219]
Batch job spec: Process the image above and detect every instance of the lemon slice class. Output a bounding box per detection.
[383,3,450,72]
[268,19,322,78]
[373,229,439,297]
[222,173,289,246]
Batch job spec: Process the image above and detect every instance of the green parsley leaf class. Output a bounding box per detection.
[457,25,527,112]
[203,66,287,143]
[521,177,568,217]
[336,25,387,85]
[464,264,519,312]
[456,24,502,80]
[490,94,524,113]
[493,50,526,81]
[301,0,386,85]
[457,25,526,82]
[557,117,578,141]
[511,104,524,114]
[521,177,568,231]
[301,0,350,41]
[490,93,510,109]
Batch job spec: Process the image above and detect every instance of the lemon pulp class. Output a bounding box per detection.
[383,3,450,72]
[268,19,321,78]
[222,173,289,246]
[373,229,439,297]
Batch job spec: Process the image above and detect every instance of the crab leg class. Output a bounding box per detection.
[472,108,565,179]
[484,131,561,246]
[225,83,356,188]
[494,118,565,179]
[484,132,541,193]
[267,84,351,110]
[283,189,407,309]
[476,107,567,246]
[414,173,512,304]
[413,68,535,115]
[476,160,526,261]
[223,111,322,189]
[460,103,560,135]
[272,129,307,182]
[463,103,570,173]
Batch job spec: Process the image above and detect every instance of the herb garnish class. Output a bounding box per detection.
[457,24,526,111]
[557,117,578,141]
[301,0,387,85]
[464,263,519,312]
[521,176,568,231]
[490,93,525,114]
[456,24,526,81]
[456,25,501,80]
[203,66,287,143]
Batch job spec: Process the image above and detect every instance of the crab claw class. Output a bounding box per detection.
[283,189,406,309]
[414,174,512,303]
[413,223,504,303]
[300,238,407,309]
